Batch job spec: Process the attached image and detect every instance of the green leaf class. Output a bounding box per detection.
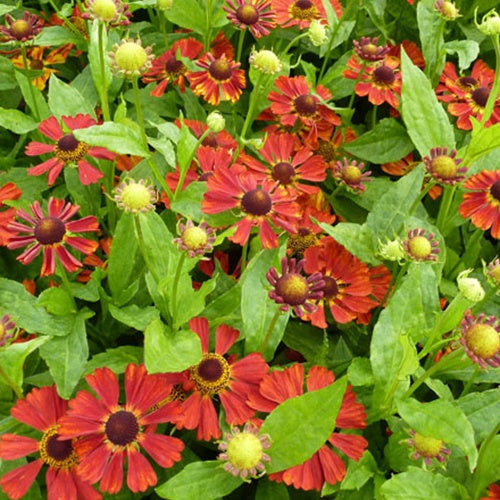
[14,70,50,119]
[256,479,290,500]
[464,123,500,164]
[0,338,48,394]
[175,120,199,180]
[444,40,480,72]
[0,107,38,134]
[380,467,469,499]
[473,435,500,498]
[164,0,207,35]
[344,118,415,163]
[347,358,374,387]
[73,122,150,157]
[144,318,202,373]
[48,74,96,119]
[170,182,207,222]
[37,287,76,316]
[39,311,92,398]
[87,19,111,101]
[85,346,143,374]
[35,25,86,48]
[108,303,160,331]
[156,461,242,500]
[401,47,455,156]
[261,376,348,473]
[0,5,16,16]
[341,451,378,491]
[397,398,478,471]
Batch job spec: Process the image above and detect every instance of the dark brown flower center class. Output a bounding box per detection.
[241,188,272,215]
[58,134,79,152]
[490,180,500,201]
[236,4,259,24]
[471,86,490,107]
[294,94,317,116]
[316,139,336,162]
[46,434,73,461]
[209,59,233,81]
[55,134,89,163]
[272,162,295,185]
[202,133,218,147]
[39,425,78,470]
[458,76,478,89]
[30,59,44,70]
[105,410,139,446]
[190,353,231,395]
[165,56,185,76]
[373,64,396,85]
[275,273,309,305]
[34,217,66,245]
[322,276,339,298]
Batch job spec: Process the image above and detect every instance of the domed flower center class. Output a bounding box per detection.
[119,181,154,212]
[115,42,148,72]
[413,432,443,458]
[408,235,432,259]
[105,410,140,446]
[39,426,78,470]
[202,133,218,148]
[227,431,264,470]
[236,4,259,24]
[430,155,457,179]
[465,324,499,360]
[272,162,295,185]
[209,59,233,81]
[165,56,185,76]
[55,134,89,163]
[34,217,66,245]
[91,0,118,21]
[458,76,478,89]
[190,353,231,395]
[322,276,339,298]
[472,86,490,107]
[316,139,336,162]
[373,64,396,85]
[294,94,317,116]
[10,20,31,39]
[182,226,208,250]
[287,227,318,256]
[241,188,272,216]
[362,43,378,56]
[343,165,362,183]
[490,180,500,201]
[275,273,309,305]
[30,59,44,70]
[290,0,317,20]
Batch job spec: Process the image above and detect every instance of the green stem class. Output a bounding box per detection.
[371,104,377,128]
[132,76,148,147]
[203,0,213,51]
[20,44,40,121]
[56,262,77,310]
[435,184,456,234]
[170,253,187,329]
[460,364,480,397]
[47,0,84,38]
[480,34,500,127]
[98,22,111,122]
[346,61,368,111]
[236,28,246,63]
[102,160,117,232]
[472,421,500,499]
[0,364,23,399]
[238,71,265,147]
[409,180,436,216]
[134,214,161,284]
[318,12,345,82]
[240,238,249,271]
[281,32,309,59]
[260,308,282,356]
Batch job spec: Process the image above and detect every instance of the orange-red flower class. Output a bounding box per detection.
[25,114,115,186]
[248,364,367,491]
[188,53,246,105]
[176,317,268,440]
[302,236,377,326]
[57,364,184,494]
[224,0,276,38]
[7,197,99,277]
[459,170,500,239]
[202,166,301,248]
[0,385,101,500]
[272,0,341,29]
[142,37,203,96]
[0,181,22,246]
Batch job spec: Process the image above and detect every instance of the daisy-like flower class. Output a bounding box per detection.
[176,317,269,441]
[217,423,271,479]
[7,197,99,277]
[272,0,341,29]
[405,430,451,467]
[266,75,341,148]
[403,228,440,262]
[1,11,42,42]
[0,314,16,347]
[0,181,22,246]
[25,114,114,186]
[352,36,390,62]
[202,167,301,249]
[188,53,246,106]
[302,237,378,326]
[423,146,468,185]
[459,312,500,369]
[110,38,154,78]
[180,118,238,150]
[332,157,372,192]
[224,0,276,38]
[243,132,327,196]
[344,55,402,109]
[459,170,500,239]
[266,256,325,316]
[83,0,132,25]
[173,219,216,258]
[248,364,368,491]
[0,385,101,500]
[314,127,357,167]
[57,364,184,494]
[113,177,157,213]
[142,37,204,96]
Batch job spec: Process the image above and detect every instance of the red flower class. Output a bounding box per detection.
[243,132,327,195]
[25,114,115,186]
[248,364,367,491]
[7,197,99,277]
[480,484,500,500]
[224,0,276,38]
[0,182,22,246]
[0,385,101,500]
[188,53,246,105]
[459,170,500,239]
[1,11,42,42]
[272,0,341,29]
[202,166,301,248]
[179,118,238,150]
[57,364,184,494]
[302,236,377,326]
[176,317,269,440]
[142,37,204,96]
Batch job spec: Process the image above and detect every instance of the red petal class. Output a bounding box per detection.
[0,459,43,499]
[126,448,156,493]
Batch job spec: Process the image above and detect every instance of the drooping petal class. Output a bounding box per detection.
[0,459,43,500]
[99,448,124,494]
[126,448,157,493]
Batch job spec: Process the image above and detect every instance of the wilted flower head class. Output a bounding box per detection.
[1,11,42,42]
[423,146,467,185]
[434,0,460,20]
[114,178,157,213]
[403,228,440,262]
[459,311,500,369]
[352,36,389,62]
[406,430,451,467]
[332,158,372,192]
[217,423,271,480]
[457,269,485,302]
[110,38,154,77]
[249,48,282,74]
[174,220,216,258]
[83,0,132,25]
[0,314,16,347]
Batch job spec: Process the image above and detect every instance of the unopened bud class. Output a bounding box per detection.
[206,111,225,133]
[457,269,485,303]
